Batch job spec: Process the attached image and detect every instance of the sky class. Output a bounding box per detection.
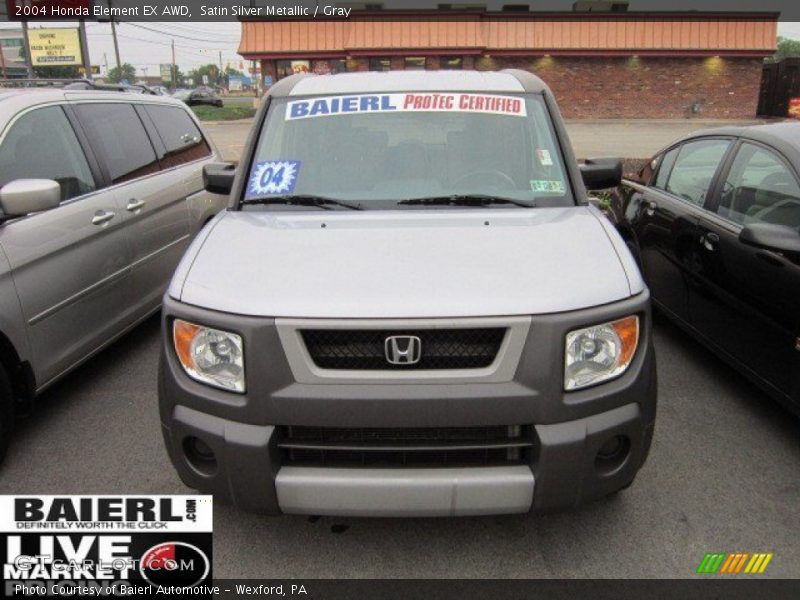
[1,19,799,79]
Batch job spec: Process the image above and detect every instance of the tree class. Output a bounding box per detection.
[187,63,221,87]
[775,36,800,59]
[107,63,137,84]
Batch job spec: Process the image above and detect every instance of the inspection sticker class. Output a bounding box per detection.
[530,179,566,194]
[536,148,554,166]
[246,160,301,199]
[286,93,527,120]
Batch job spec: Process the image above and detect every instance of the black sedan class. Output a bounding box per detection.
[175,87,224,107]
[608,123,800,415]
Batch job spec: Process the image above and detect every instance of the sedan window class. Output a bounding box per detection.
[716,142,800,229]
[665,139,730,207]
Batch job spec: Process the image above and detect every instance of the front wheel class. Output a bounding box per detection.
[0,366,13,466]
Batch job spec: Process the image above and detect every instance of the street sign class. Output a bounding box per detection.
[28,28,82,66]
[202,74,209,85]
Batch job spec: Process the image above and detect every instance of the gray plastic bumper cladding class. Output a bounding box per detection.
[159,291,656,515]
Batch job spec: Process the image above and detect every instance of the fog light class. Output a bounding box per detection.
[183,436,217,475]
[595,435,630,475]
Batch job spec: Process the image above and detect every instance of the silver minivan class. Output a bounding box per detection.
[160,70,657,516]
[0,88,227,460]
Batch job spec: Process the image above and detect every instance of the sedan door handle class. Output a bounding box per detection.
[91,210,115,225]
[126,199,146,212]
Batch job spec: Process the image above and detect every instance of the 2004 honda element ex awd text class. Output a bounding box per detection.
[159,70,657,517]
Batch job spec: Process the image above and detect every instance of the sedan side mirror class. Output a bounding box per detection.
[739,223,800,254]
[0,179,61,217]
[580,158,623,191]
[203,163,236,196]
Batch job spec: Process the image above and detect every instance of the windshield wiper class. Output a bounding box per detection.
[241,195,363,211]
[397,195,536,209]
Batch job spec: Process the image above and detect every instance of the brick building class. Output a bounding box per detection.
[237,11,778,119]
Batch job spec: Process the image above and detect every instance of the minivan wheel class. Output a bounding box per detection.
[0,366,12,465]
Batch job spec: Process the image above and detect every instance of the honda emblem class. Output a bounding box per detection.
[385,335,422,365]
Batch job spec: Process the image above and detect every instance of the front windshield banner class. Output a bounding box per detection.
[286,93,528,121]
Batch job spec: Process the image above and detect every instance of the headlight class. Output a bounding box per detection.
[564,315,639,391]
[173,320,245,392]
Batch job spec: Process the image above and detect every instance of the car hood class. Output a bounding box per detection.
[172,207,641,318]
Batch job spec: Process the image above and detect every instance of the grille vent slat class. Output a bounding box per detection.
[280,426,533,468]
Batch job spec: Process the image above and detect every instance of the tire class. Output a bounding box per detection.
[0,366,13,466]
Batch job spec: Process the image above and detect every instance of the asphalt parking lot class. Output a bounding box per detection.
[1,313,797,578]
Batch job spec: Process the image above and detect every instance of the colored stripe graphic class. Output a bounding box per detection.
[698,552,773,574]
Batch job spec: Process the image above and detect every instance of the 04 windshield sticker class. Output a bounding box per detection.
[246,160,301,199]
[285,93,527,120]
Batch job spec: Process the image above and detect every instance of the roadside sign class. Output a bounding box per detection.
[229,76,243,91]
[28,28,82,66]
[160,63,173,82]
[264,75,273,88]
[77,65,100,74]
[202,74,209,85]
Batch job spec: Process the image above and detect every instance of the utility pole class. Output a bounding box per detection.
[103,52,109,77]
[21,21,34,78]
[171,39,176,89]
[0,42,7,80]
[109,0,121,70]
[219,50,223,86]
[78,20,92,80]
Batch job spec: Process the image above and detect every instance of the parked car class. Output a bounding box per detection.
[184,88,224,108]
[159,70,657,517]
[608,123,800,416]
[0,88,229,461]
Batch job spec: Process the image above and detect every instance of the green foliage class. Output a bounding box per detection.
[190,105,256,121]
[775,36,800,59]
[107,63,137,84]
[187,64,222,87]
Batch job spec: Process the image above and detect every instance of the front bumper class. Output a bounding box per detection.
[159,292,656,516]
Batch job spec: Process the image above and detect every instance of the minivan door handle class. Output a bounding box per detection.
[700,231,720,251]
[126,199,146,212]
[91,210,115,225]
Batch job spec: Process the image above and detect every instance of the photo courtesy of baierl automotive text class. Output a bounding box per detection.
[0,0,798,596]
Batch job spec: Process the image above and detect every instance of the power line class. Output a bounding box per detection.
[124,22,239,45]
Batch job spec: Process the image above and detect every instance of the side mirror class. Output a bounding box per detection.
[739,223,800,254]
[203,163,236,195]
[0,179,61,217]
[580,158,623,191]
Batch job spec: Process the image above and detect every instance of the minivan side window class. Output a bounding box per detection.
[0,106,96,203]
[664,139,730,207]
[143,105,211,168]
[716,142,800,229]
[74,103,160,184]
[652,147,679,190]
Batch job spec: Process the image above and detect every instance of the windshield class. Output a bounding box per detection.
[241,92,573,209]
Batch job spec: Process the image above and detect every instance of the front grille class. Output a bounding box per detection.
[300,328,506,370]
[278,425,534,467]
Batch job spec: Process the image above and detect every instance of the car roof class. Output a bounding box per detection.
[273,70,546,97]
[0,88,191,132]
